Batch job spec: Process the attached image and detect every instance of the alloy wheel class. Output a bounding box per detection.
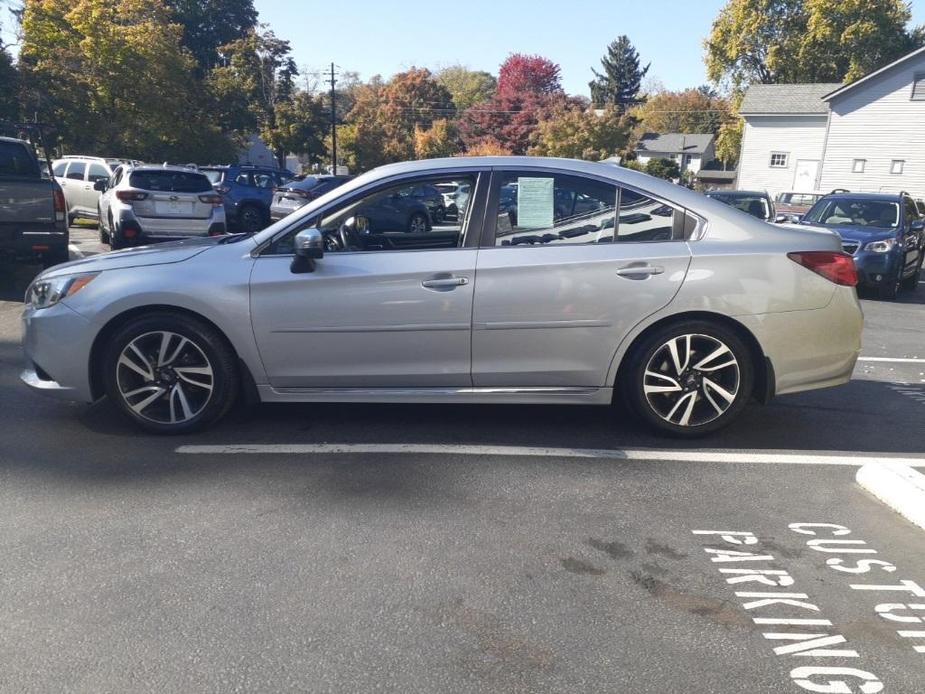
[409,214,428,233]
[115,331,214,425]
[643,333,741,428]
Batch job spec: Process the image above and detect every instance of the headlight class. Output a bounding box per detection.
[864,238,896,253]
[27,273,99,310]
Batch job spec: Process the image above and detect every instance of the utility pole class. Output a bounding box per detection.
[328,63,338,174]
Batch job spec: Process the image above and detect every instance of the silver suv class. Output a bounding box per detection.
[96,164,226,249]
[51,156,135,226]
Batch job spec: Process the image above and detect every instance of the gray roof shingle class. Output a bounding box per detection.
[635,132,714,155]
[739,83,843,115]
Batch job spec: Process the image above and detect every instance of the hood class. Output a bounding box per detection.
[40,236,231,279]
[793,221,895,242]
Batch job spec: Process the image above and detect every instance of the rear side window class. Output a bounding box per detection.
[65,161,86,180]
[88,163,109,182]
[129,170,212,193]
[52,161,67,177]
[0,142,41,178]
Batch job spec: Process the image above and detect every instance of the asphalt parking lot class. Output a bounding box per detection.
[1,226,924,693]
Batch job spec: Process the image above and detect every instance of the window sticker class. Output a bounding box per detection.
[516,177,555,230]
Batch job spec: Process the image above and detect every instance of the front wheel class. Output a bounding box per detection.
[622,320,754,437]
[237,205,266,234]
[103,312,239,434]
[408,212,429,233]
[878,267,902,300]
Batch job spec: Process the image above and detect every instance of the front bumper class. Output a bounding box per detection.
[853,251,900,287]
[21,300,95,402]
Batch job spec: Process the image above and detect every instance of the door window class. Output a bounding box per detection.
[267,173,477,255]
[52,161,67,177]
[235,172,253,186]
[65,161,87,180]
[253,173,275,189]
[489,171,693,246]
[88,163,109,183]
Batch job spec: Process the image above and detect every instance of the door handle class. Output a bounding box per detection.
[421,276,469,289]
[616,264,665,277]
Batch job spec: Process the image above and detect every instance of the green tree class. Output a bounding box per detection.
[589,36,649,110]
[164,0,257,73]
[706,0,924,87]
[714,90,744,167]
[333,77,390,172]
[267,90,328,168]
[20,0,233,162]
[435,65,496,110]
[0,23,17,122]
[645,157,681,180]
[528,106,633,160]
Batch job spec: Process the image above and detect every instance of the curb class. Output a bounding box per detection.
[856,463,925,531]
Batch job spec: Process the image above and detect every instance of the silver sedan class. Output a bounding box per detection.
[21,157,863,437]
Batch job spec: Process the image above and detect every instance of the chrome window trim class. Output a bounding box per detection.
[251,168,487,258]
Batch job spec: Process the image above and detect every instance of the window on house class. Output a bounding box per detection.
[912,73,925,101]
[769,152,788,168]
[852,159,866,173]
[891,160,905,175]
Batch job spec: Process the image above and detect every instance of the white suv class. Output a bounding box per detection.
[51,156,135,226]
[96,165,227,249]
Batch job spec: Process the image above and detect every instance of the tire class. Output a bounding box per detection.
[237,204,266,234]
[102,312,239,434]
[878,267,901,301]
[408,212,429,233]
[621,320,754,438]
[900,253,923,291]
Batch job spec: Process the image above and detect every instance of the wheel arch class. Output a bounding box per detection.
[88,304,259,403]
[612,310,774,405]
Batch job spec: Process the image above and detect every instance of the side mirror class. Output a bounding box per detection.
[291,228,324,274]
[93,180,108,192]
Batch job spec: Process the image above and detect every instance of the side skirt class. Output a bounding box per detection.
[257,385,613,406]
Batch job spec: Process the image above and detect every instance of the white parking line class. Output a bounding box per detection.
[175,443,925,467]
[68,244,84,259]
[858,357,925,364]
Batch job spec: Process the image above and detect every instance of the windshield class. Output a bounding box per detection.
[708,194,771,220]
[803,198,900,229]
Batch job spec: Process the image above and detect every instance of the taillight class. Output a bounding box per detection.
[116,190,148,202]
[788,251,858,287]
[199,193,223,207]
[279,189,308,199]
[52,188,66,221]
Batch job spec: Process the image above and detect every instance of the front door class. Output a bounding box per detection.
[250,170,486,389]
[472,170,693,388]
[793,160,820,193]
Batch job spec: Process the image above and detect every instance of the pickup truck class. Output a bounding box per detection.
[0,133,69,267]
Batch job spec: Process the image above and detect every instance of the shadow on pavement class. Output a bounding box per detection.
[0,263,41,303]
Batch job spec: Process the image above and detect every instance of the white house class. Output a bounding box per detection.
[635,133,715,175]
[737,46,925,199]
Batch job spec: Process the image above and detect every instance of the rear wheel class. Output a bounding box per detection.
[238,204,265,234]
[103,312,239,434]
[622,320,754,437]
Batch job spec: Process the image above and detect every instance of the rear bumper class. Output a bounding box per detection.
[0,224,68,262]
[738,286,863,397]
[114,207,226,244]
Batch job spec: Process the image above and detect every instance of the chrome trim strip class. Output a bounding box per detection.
[474,320,612,331]
[271,323,471,334]
[271,386,600,396]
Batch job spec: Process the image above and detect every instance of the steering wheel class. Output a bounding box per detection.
[338,216,365,251]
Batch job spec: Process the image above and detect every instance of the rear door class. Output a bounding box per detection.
[0,141,54,244]
[60,160,86,215]
[471,168,694,388]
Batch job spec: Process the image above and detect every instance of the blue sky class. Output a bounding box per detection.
[256,0,925,95]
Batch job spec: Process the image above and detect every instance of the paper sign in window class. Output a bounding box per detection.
[516,177,555,230]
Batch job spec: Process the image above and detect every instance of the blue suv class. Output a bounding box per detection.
[201,165,295,233]
[800,191,925,300]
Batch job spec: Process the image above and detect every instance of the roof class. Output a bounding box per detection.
[739,83,842,115]
[696,169,737,182]
[821,191,908,202]
[707,189,769,198]
[635,133,714,155]
[824,45,925,101]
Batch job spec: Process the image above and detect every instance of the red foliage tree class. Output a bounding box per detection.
[496,53,563,98]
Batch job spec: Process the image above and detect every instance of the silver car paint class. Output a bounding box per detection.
[21,156,862,409]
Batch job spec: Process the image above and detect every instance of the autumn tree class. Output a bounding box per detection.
[632,88,731,135]
[589,36,649,110]
[706,0,924,87]
[20,0,233,162]
[496,53,562,97]
[529,106,633,160]
[714,90,744,167]
[413,119,460,160]
[435,65,497,110]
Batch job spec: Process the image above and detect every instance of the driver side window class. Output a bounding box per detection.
[269,173,477,255]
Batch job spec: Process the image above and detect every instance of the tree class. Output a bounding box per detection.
[528,106,633,160]
[714,90,744,167]
[0,28,17,122]
[377,67,455,161]
[589,36,649,110]
[266,90,328,168]
[163,0,257,73]
[632,88,731,135]
[496,53,562,98]
[414,119,460,159]
[461,139,512,156]
[435,65,496,110]
[706,0,924,87]
[20,0,233,162]
[645,158,681,180]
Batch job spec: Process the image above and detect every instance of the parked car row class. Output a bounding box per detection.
[705,186,925,300]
